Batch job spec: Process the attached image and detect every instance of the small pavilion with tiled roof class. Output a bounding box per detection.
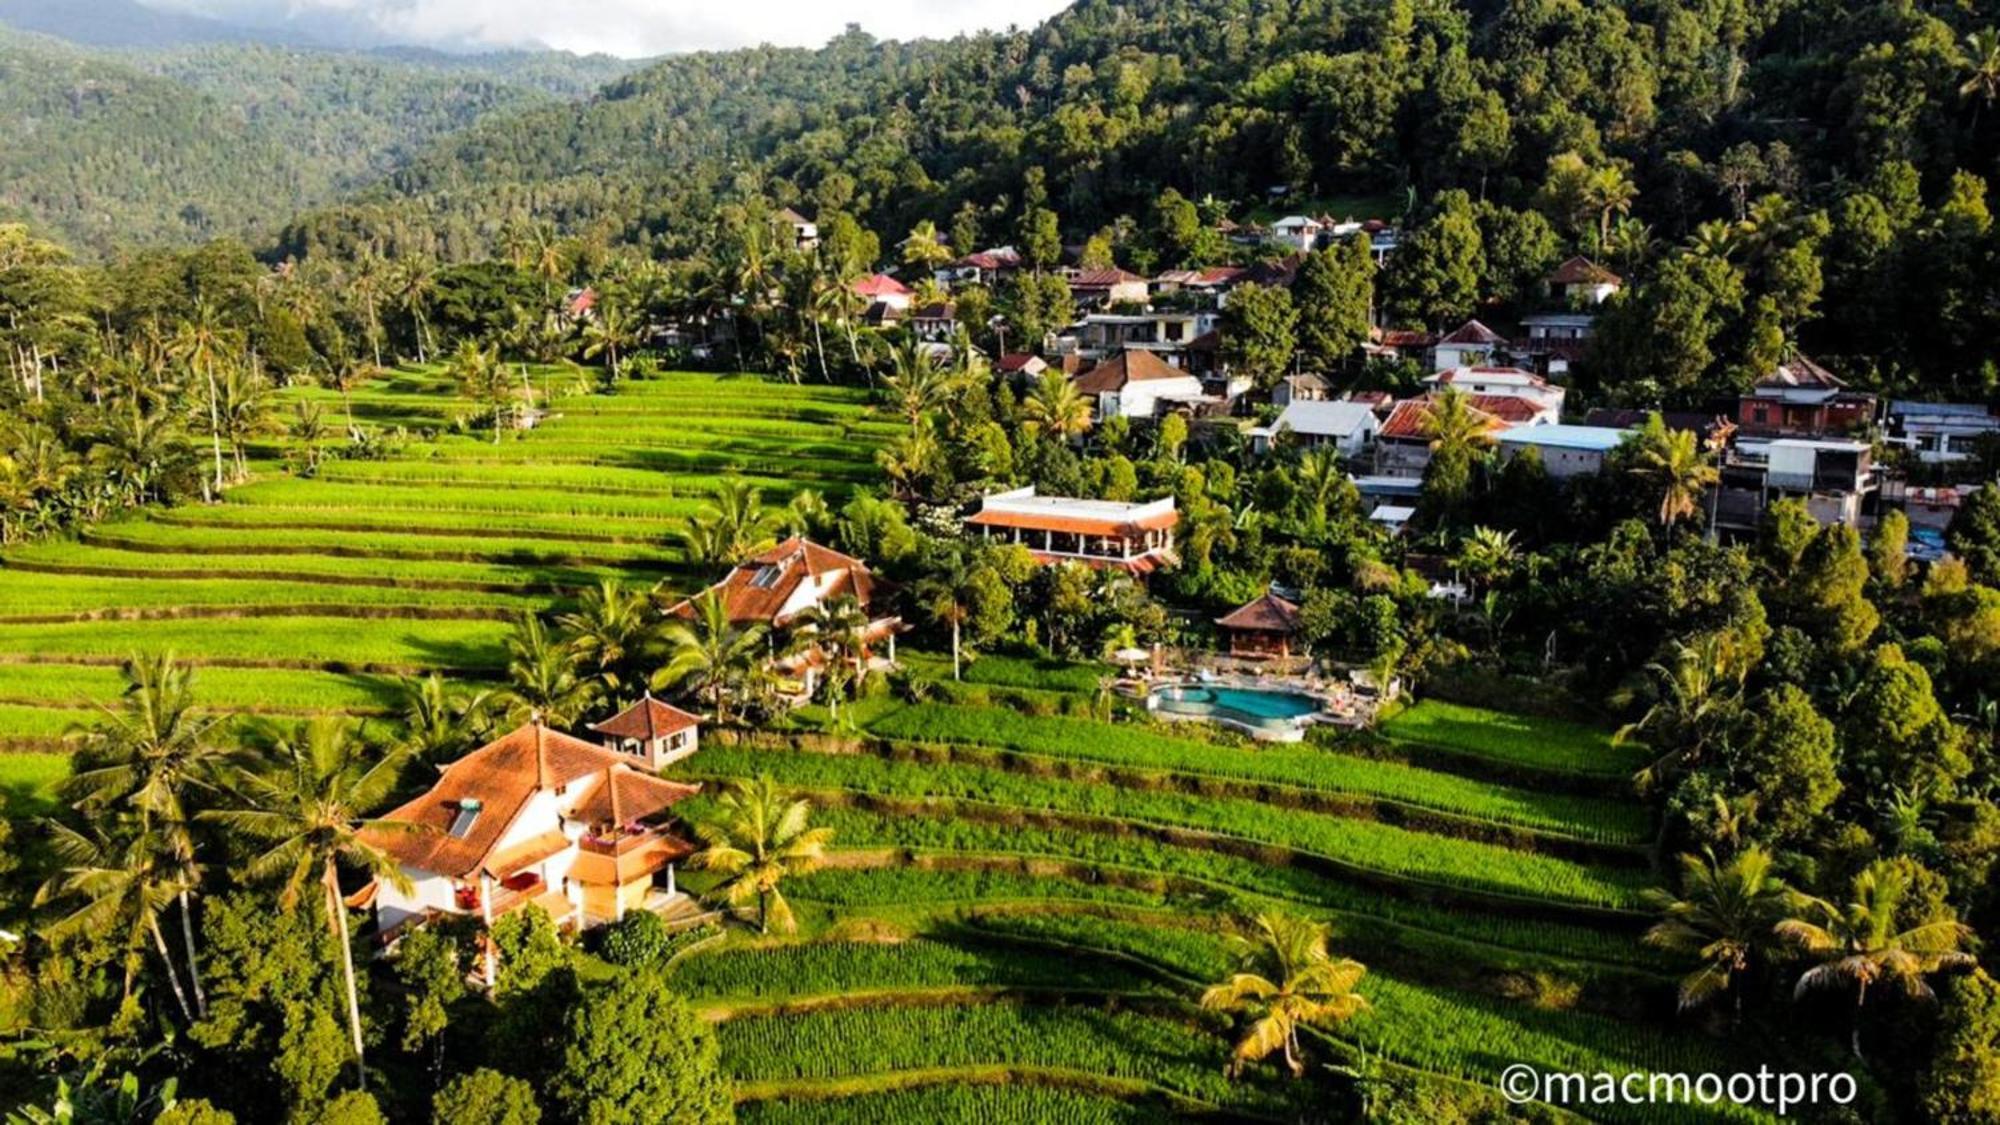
[360,721,702,977]
[1215,591,1304,658]
[589,692,701,769]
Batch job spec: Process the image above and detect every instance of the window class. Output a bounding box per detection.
[748,565,784,589]
[447,799,482,839]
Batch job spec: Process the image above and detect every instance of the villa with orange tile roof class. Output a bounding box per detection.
[665,537,901,690]
[966,486,1178,574]
[361,717,704,978]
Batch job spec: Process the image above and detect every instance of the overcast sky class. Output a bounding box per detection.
[146,0,1070,56]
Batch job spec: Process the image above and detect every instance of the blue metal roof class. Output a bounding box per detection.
[1496,424,1629,453]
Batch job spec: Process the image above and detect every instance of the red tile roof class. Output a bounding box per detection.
[1467,394,1545,423]
[1069,268,1148,288]
[1073,349,1196,393]
[360,723,699,880]
[1547,256,1622,287]
[590,694,699,741]
[1377,396,1512,441]
[1758,355,1845,390]
[568,767,701,828]
[1432,365,1550,389]
[1374,328,1436,349]
[971,505,1179,537]
[1438,319,1506,346]
[998,353,1046,373]
[666,537,878,628]
[853,273,911,298]
[1216,592,1302,633]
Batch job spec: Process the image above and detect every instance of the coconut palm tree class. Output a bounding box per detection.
[1421,388,1493,460]
[558,578,653,701]
[395,673,493,767]
[900,220,952,270]
[1201,912,1370,1077]
[215,363,272,482]
[1021,368,1093,442]
[449,339,512,444]
[916,551,979,680]
[1644,847,1795,1016]
[202,719,414,1090]
[653,589,768,723]
[687,774,834,934]
[580,300,640,386]
[1452,526,1518,595]
[1962,28,2000,121]
[35,822,196,1021]
[678,478,777,566]
[1776,861,1978,1059]
[1586,164,1638,251]
[1628,416,1718,531]
[390,258,438,364]
[167,303,237,500]
[64,653,229,1015]
[1616,633,1747,793]
[500,614,599,728]
[881,338,961,434]
[794,594,873,695]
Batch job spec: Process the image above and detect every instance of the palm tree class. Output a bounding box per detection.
[391,258,438,364]
[449,339,512,444]
[1616,633,1746,793]
[900,220,953,270]
[1586,165,1638,252]
[580,301,640,386]
[203,719,413,1091]
[1962,29,2000,124]
[653,589,767,723]
[876,421,942,502]
[1776,861,1978,1059]
[678,478,777,566]
[795,594,873,696]
[1294,450,1348,532]
[558,578,653,700]
[1421,388,1493,460]
[395,673,492,767]
[288,400,328,475]
[167,303,236,500]
[35,822,196,1021]
[1452,526,1518,595]
[1021,368,1092,442]
[916,552,979,680]
[881,338,961,434]
[64,653,228,1015]
[1644,847,1795,1016]
[1201,913,1370,1077]
[500,614,599,727]
[686,774,833,934]
[215,363,272,482]
[1628,416,1718,531]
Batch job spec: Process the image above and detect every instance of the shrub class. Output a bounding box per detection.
[600,911,671,968]
[433,1068,541,1125]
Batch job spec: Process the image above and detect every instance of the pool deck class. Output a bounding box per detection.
[1144,675,1366,742]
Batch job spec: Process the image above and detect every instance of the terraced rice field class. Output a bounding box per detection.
[660,696,1805,1121]
[0,367,893,768]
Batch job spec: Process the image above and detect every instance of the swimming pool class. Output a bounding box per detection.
[1148,683,1324,741]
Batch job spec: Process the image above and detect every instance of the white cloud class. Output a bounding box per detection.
[146,0,1069,56]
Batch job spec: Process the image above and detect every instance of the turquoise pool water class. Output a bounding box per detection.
[1151,684,1321,731]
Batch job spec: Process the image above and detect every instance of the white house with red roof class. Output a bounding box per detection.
[360,720,704,972]
[587,692,701,769]
[1422,366,1564,423]
[1546,256,1622,305]
[1374,394,1526,478]
[665,537,901,690]
[1431,319,1508,371]
[966,486,1178,574]
[852,273,913,314]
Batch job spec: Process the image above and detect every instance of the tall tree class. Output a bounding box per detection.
[686,774,833,934]
[1644,847,1794,1016]
[1201,912,1369,1077]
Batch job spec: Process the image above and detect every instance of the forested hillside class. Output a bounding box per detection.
[286,0,2000,399]
[0,26,635,255]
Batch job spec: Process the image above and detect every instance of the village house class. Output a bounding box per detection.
[666,537,901,690]
[1373,395,1520,477]
[1546,256,1622,305]
[1431,320,1508,371]
[935,247,1022,288]
[1215,591,1305,659]
[1071,349,1207,421]
[997,352,1049,385]
[775,207,818,251]
[1736,357,1876,437]
[1887,401,2000,465]
[1422,367,1565,423]
[966,486,1178,574]
[1269,215,1327,253]
[1271,372,1332,407]
[1717,437,1878,531]
[1495,424,1630,481]
[1251,400,1382,458]
[1363,327,1437,365]
[908,301,958,344]
[853,273,913,325]
[361,719,704,970]
[1056,310,1220,365]
[1066,268,1152,309]
[588,692,701,768]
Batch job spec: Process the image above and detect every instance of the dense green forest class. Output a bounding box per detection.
[268,0,2000,400]
[0,25,635,255]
